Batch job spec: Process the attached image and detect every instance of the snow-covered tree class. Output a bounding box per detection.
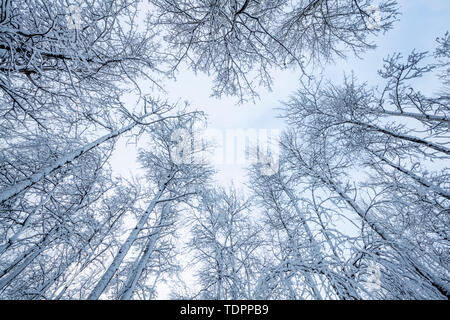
[276,36,450,299]
[147,0,399,100]
[185,186,264,299]
[87,116,213,299]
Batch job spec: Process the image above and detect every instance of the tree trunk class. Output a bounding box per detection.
[119,204,170,300]
[87,183,167,300]
[324,176,450,299]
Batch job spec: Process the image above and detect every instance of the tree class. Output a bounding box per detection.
[249,152,363,299]
[184,186,264,299]
[277,36,450,298]
[87,115,213,299]
[0,0,162,132]
[147,0,399,101]
[0,0,210,300]
[0,143,117,298]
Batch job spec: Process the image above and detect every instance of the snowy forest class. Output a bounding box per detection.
[0,0,449,300]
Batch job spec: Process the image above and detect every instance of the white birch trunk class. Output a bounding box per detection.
[376,154,450,200]
[87,184,167,300]
[0,120,141,204]
[119,204,170,300]
[351,120,450,155]
[0,226,59,290]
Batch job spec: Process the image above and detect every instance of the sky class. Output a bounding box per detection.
[111,0,450,188]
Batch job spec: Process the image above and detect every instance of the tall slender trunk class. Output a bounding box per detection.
[0,109,171,205]
[374,153,450,200]
[351,120,450,155]
[87,184,167,300]
[0,122,137,204]
[0,225,59,291]
[283,184,355,299]
[311,190,360,299]
[50,203,131,299]
[0,180,102,295]
[324,176,450,299]
[119,204,170,300]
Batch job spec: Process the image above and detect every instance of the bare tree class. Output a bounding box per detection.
[249,153,363,299]
[87,116,213,299]
[148,0,399,101]
[184,186,264,299]
[277,37,450,298]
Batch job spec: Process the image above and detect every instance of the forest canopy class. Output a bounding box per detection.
[0,0,448,300]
